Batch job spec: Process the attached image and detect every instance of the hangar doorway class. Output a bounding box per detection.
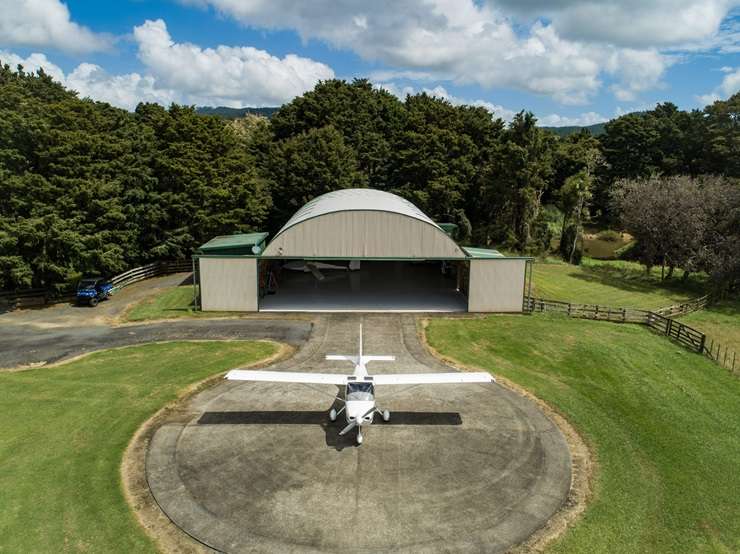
[258,260,467,312]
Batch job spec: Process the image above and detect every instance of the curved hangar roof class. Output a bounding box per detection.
[262,188,467,259]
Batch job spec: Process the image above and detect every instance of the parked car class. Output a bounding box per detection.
[76,277,113,306]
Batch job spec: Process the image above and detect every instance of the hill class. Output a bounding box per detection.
[196,106,279,119]
[541,122,606,136]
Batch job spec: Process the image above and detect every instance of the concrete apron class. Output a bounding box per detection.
[146,314,571,553]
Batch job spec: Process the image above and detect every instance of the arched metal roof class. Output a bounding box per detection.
[263,188,466,259]
[273,188,441,239]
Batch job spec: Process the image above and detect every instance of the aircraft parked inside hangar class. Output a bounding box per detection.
[226,325,494,444]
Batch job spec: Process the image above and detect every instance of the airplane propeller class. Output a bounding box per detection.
[339,406,375,436]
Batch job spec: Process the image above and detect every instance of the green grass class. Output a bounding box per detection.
[427,314,740,553]
[680,298,740,350]
[0,341,277,553]
[125,285,234,321]
[532,257,706,309]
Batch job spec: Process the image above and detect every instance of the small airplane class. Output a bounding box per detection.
[282,260,361,281]
[226,325,495,445]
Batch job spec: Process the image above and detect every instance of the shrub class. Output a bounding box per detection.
[597,229,622,242]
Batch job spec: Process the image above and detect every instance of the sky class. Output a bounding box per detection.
[0,0,739,126]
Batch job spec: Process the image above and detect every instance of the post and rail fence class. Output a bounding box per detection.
[0,260,192,312]
[524,295,737,373]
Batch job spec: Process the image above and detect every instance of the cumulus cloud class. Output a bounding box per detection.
[697,67,740,104]
[378,81,606,126]
[538,112,607,127]
[0,0,110,53]
[0,19,335,110]
[607,49,673,101]
[132,19,334,107]
[185,0,682,104]
[492,0,736,49]
[376,82,518,121]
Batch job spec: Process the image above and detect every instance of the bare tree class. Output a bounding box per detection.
[611,175,706,279]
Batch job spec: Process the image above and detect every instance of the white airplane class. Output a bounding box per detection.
[225,325,495,445]
[282,260,361,281]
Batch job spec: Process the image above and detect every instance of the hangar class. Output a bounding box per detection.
[194,188,532,313]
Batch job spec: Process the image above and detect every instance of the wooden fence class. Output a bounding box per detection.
[653,294,710,318]
[524,296,736,373]
[0,260,192,312]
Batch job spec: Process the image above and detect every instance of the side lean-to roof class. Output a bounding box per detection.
[262,189,468,259]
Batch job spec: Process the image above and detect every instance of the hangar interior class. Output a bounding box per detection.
[258,260,468,312]
[195,189,532,313]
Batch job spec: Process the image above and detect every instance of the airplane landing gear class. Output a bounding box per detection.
[329,403,345,422]
[382,409,390,422]
[357,431,364,445]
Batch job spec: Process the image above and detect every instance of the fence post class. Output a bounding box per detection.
[698,334,706,354]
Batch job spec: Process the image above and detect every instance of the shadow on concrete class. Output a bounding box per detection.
[198,410,463,451]
[198,410,462,426]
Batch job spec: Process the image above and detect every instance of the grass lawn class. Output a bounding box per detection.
[679,298,740,350]
[124,285,234,321]
[427,314,740,553]
[532,257,706,309]
[0,341,277,553]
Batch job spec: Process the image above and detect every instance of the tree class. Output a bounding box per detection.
[267,125,365,230]
[612,176,707,279]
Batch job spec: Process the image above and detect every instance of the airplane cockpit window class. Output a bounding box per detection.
[346,382,374,401]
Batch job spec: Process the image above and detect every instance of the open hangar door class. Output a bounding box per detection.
[258,259,468,312]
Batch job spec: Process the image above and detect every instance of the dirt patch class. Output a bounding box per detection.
[120,342,294,553]
[418,318,595,553]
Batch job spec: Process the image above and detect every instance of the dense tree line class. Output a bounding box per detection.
[0,63,738,292]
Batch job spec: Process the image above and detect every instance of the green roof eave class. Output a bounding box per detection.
[197,232,269,254]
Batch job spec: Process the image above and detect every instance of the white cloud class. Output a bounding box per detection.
[491,0,738,49]
[0,19,334,110]
[607,49,673,101]
[376,82,518,121]
[186,0,678,105]
[697,67,740,104]
[132,19,334,107]
[0,0,110,53]
[0,50,65,82]
[538,112,607,127]
[66,63,178,110]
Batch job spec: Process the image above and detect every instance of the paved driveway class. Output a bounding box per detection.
[147,314,571,553]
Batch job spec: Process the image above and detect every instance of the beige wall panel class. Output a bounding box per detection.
[200,258,257,311]
[262,211,466,259]
[468,259,526,312]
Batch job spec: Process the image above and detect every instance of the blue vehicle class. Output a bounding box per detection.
[76,277,114,306]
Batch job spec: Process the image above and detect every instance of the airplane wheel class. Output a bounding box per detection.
[382,410,390,422]
[357,432,363,445]
[329,408,337,422]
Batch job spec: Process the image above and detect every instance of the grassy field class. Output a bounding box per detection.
[0,341,277,553]
[427,314,740,553]
[680,298,740,350]
[532,258,706,309]
[124,285,235,321]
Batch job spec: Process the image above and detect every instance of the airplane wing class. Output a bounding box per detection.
[371,372,494,385]
[226,370,347,385]
[362,355,396,363]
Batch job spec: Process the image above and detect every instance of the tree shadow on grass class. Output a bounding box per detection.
[567,263,706,301]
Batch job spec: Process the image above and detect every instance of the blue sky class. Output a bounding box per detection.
[1,0,738,125]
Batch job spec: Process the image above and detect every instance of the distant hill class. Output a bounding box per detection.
[541,122,606,137]
[196,106,279,119]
